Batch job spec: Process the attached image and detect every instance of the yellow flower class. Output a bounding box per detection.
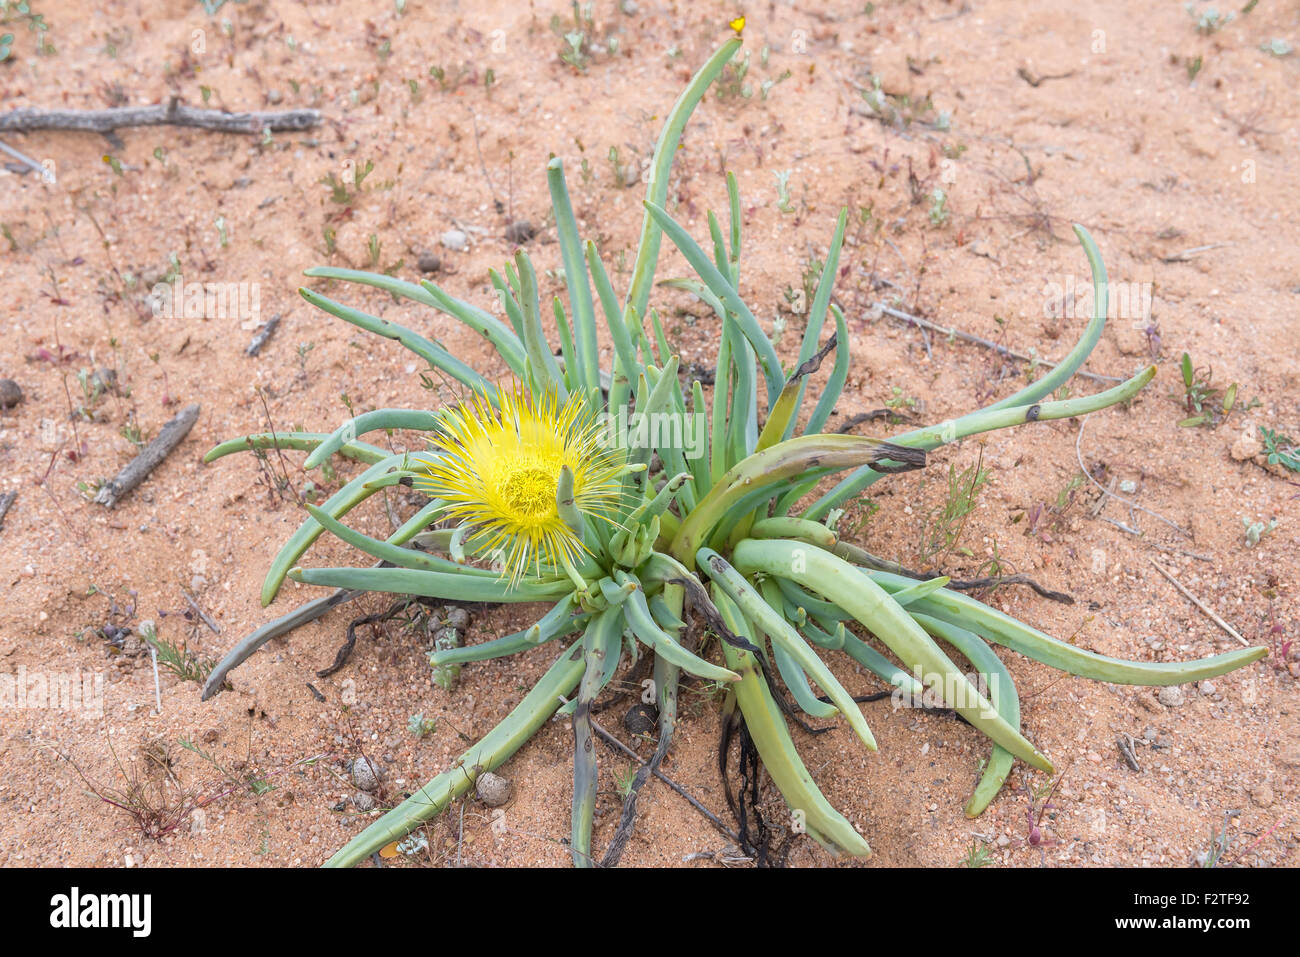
[414,385,624,583]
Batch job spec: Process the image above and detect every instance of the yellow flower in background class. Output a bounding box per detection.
[415,385,625,583]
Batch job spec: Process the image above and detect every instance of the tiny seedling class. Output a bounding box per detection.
[1199,811,1233,867]
[606,146,635,189]
[774,169,795,213]
[552,2,601,72]
[917,451,988,570]
[1258,427,1300,472]
[119,417,147,449]
[1241,516,1277,547]
[320,159,375,205]
[407,713,437,737]
[859,76,946,130]
[74,368,107,418]
[884,386,918,412]
[295,341,315,378]
[614,764,637,799]
[715,49,753,99]
[1174,352,1252,428]
[928,188,950,226]
[1187,3,1234,34]
[1021,472,1085,543]
[962,839,994,867]
[140,620,217,686]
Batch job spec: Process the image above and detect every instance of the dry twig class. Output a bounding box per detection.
[0,103,321,135]
[1148,558,1248,647]
[93,403,200,508]
[870,301,1125,385]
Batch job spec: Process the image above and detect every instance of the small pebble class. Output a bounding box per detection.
[1118,479,1137,494]
[505,220,536,244]
[352,790,376,812]
[417,252,441,273]
[266,89,283,105]
[349,756,383,791]
[445,606,470,630]
[623,702,658,736]
[1199,680,1216,696]
[441,229,468,251]
[1157,686,1186,708]
[476,771,512,807]
[0,379,22,409]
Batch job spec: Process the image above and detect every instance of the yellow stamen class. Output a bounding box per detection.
[413,385,624,584]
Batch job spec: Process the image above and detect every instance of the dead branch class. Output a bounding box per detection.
[245,313,282,357]
[871,300,1125,385]
[0,103,321,135]
[93,403,200,508]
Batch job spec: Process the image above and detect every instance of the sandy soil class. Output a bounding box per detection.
[0,0,1296,868]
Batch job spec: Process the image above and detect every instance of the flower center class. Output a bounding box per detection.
[500,464,558,519]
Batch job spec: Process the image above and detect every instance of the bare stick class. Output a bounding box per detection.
[94,403,200,508]
[183,590,222,636]
[1143,539,1214,564]
[1161,242,1232,264]
[0,103,321,135]
[245,313,281,357]
[1116,733,1141,772]
[0,490,15,531]
[1148,558,1248,647]
[870,301,1125,385]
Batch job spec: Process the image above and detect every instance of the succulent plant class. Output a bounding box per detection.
[203,35,1266,867]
